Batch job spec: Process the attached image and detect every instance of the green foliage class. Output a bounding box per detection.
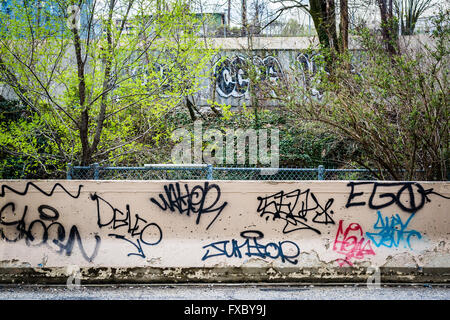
[167,104,357,168]
[281,19,312,37]
[279,9,449,180]
[0,0,217,177]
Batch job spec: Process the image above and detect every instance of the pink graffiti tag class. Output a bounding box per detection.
[333,220,375,267]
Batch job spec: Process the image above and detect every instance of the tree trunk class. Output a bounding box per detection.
[339,0,349,52]
[91,0,116,158]
[71,21,90,165]
[241,0,247,36]
[227,0,231,29]
[309,0,339,51]
[377,0,398,55]
[253,0,261,34]
[186,96,197,121]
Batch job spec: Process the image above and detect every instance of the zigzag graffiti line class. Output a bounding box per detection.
[0,182,83,199]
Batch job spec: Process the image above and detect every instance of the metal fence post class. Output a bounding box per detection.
[318,165,325,180]
[206,164,213,180]
[92,163,99,180]
[67,163,72,180]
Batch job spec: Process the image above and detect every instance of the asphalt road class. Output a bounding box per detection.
[0,283,448,300]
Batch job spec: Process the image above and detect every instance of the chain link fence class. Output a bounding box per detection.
[67,163,389,180]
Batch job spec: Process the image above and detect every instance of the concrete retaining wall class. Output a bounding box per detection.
[193,36,433,107]
[0,180,449,283]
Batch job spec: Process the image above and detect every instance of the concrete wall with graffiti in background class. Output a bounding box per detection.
[0,180,449,283]
[195,48,328,108]
[191,36,431,108]
[190,36,370,108]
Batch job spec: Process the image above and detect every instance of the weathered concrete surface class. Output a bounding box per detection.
[194,35,435,107]
[0,180,448,283]
[0,284,449,300]
[1,36,433,108]
[206,35,433,51]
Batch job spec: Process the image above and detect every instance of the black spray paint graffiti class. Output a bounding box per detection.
[253,56,284,82]
[213,52,325,99]
[297,53,321,77]
[213,55,283,98]
[90,193,162,258]
[201,230,300,265]
[257,189,335,235]
[0,202,100,262]
[150,182,228,230]
[0,181,83,199]
[296,52,327,99]
[346,182,450,213]
[0,182,99,262]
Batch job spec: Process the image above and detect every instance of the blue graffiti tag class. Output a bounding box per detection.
[366,211,422,249]
[201,230,300,265]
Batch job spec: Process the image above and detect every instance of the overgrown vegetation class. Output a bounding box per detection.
[0,0,216,178]
[0,1,447,181]
[275,9,449,180]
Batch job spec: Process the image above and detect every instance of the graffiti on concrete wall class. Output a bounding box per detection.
[366,211,422,249]
[201,230,300,265]
[90,193,162,258]
[212,52,326,100]
[333,220,375,267]
[0,182,101,262]
[130,62,169,89]
[209,51,366,104]
[346,181,450,213]
[0,180,448,269]
[0,181,82,199]
[256,188,335,235]
[214,55,248,98]
[296,52,327,99]
[149,182,228,230]
[213,55,283,98]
